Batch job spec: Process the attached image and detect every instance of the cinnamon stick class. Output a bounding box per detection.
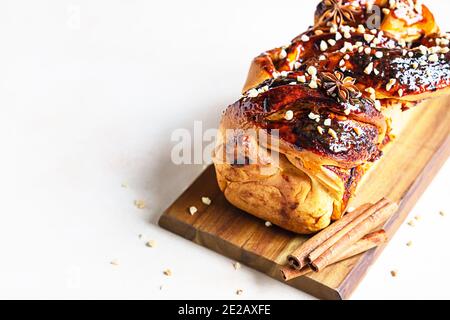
[310,202,398,272]
[287,202,374,270]
[280,230,387,281]
[306,198,391,264]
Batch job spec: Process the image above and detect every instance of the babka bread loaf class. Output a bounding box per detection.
[213,0,450,234]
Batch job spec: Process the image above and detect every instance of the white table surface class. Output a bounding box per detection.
[1,0,449,300]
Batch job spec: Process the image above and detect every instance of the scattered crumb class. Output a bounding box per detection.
[138,234,143,239]
[347,207,356,213]
[110,259,120,266]
[265,221,272,227]
[201,197,212,205]
[407,220,415,227]
[189,206,198,215]
[390,270,398,277]
[414,215,421,221]
[236,289,243,296]
[233,262,241,270]
[121,183,128,188]
[159,285,163,290]
[406,241,413,247]
[134,200,146,209]
[163,269,172,276]
[146,240,156,248]
[440,211,446,217]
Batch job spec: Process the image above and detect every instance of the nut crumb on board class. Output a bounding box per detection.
[134,200,146,209]
[201,197,212,205]
[146,240,156,248]
[414,215,421,221]
[163,269,172,276]
[406,241,413,247]
[390,270,398,277]
[407,220,415,227]
[236,289,243,296]
[233,262,241,270]
[121,183,128,188]
[265,221,272,227]
[189,206,198,215]
[440,211,446,217]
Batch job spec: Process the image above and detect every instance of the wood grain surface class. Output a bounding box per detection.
[159,96,450,300]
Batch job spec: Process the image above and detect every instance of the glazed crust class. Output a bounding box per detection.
[214,0,449,234]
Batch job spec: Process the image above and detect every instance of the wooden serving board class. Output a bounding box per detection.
[159,96,450,300]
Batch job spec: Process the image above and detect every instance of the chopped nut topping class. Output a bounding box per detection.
[309,79,319,89]
[202,196,212,205]
[308,112,320,121]
[163,269,172,276]
[265,221,272,227]
[301,34,310,42]
[364,34,375,43]
[357,24,365,33]
[386,79,397,91]
[364,62,374,75]
[428,54,439,62]
[146,240,156,248]
[324,118,332,126]
[297,75,306,83]
[320,40,328,51]
[317,126,325,135]
[307,66,318,76]
[247,88,259,98]
[279,49,287,59]
[134,200,146,209]
[189,206,198,215]
[375,51,383,58]
[419,45,428,55]
[285,110,294,121]
[328,39,337,46]
[328,128,338,139]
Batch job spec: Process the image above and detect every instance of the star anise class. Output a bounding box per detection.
[315,0,362,27]
[321,71,361,102]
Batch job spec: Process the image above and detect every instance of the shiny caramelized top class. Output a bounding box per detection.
[225,0,450,172]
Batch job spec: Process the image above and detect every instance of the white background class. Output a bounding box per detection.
[0,0,449,300]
